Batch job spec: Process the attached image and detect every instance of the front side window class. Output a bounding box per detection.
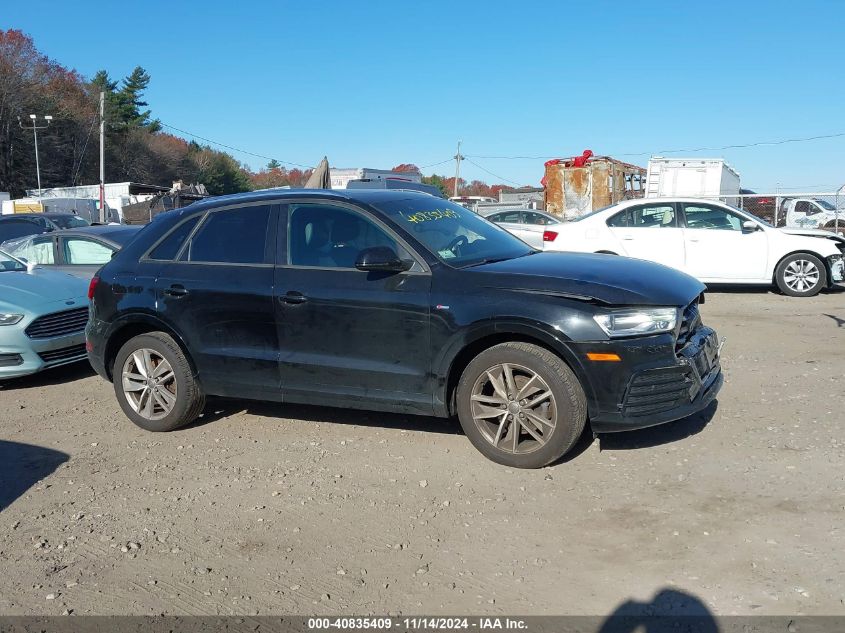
[794,201,810,215]
[187,206,271,264]
[63,238,113,265]
[524,212,552,226]
[288,204,409,269]
[683,204,743,231]
[372,198,533,268]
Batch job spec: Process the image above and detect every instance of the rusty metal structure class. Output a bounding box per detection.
[543,150,646,219]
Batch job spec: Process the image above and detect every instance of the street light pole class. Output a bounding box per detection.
[18,114,53,197]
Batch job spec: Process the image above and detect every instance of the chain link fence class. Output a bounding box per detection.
[718,192,844,232]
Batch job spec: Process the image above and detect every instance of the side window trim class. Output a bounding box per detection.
[282,200,428,273]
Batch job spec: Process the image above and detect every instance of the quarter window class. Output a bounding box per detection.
[683,204,743,231]
[63,238,113,264]
[288,204,408,269]
[148,215,201,260]
[187,206,271,264]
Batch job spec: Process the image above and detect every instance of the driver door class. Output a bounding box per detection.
[274,202,434,413]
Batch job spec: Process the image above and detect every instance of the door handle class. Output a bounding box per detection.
[164,284,189,297]
[621,235,634,241]
[281,291,308,305]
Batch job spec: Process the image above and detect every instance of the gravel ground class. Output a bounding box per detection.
[1,288,843,617]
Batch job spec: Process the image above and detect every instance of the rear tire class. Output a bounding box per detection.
[113,332,205,431]
[774,253,826,297]
[456,342,587,468]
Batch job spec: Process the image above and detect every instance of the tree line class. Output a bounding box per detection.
[0,29,519,200]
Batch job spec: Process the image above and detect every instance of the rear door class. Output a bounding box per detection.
[274,201,433,412]
[154,203,281,398]
[680,202,767,280]
[606,202,686,269]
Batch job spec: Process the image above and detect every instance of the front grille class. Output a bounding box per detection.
[37,343,87,364]
[675,301,701,351]
[25,307,88,339]
[622,366,694,417]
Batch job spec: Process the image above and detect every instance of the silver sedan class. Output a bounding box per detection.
[482,209,565,249]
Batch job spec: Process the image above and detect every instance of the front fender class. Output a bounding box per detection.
[432,317,597,418]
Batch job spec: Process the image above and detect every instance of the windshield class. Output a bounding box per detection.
[373,198,535,267]
[50,215,90,229]
[0,248,27,272]
[815,199,836,211]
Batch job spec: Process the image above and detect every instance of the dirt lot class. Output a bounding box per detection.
[1,289,843,617]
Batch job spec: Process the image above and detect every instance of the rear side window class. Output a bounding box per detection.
[607,210,630,227]
[187,206,271,264]
[148,215,201,260]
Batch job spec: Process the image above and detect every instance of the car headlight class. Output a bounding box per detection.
[0,313,24,326]
[593,308,678,338]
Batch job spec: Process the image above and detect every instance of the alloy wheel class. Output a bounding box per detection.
[470,363,557,454]
[121,348,178,420]
[783,259,820,293]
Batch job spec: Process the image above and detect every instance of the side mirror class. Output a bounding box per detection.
[355,246,412,273]
[742,220,760,232]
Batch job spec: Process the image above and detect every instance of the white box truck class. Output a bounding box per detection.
[645,158,740,204]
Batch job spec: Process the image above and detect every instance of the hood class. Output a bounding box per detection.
[780,227,845,243]
[0,267,89,311]
[471,252,705,306]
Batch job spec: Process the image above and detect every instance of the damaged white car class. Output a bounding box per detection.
[550,198,845,297]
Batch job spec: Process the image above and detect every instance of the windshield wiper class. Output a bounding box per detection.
[456,256,514,269]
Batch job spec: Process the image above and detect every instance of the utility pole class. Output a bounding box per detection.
[453,140,463,198]
[99,91,106,223]
[18,114,53,197]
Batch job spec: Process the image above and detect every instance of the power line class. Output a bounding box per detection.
[462,158,524,186]
[159,122,314,169]
[419,157,454,169]
[71,114,99,186]
[464,131,845,161]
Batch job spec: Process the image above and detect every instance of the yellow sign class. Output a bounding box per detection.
[13,201,43,213]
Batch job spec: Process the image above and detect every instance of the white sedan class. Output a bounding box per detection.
[549,198,845,297]
[483,209,565,250]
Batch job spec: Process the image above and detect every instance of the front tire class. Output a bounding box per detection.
[774,253,826,297]
[456,342,587,468]
[113,332,205,431]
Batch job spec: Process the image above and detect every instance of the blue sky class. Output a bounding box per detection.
[4,1,844,191]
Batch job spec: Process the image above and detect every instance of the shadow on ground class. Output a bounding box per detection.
[0,440,69,512]
[0,361,95,392]
[181,397,463,436]
[596,401,718,452]
[598,588,718,633]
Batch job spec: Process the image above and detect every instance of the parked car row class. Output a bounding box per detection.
[487,198,845,297]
